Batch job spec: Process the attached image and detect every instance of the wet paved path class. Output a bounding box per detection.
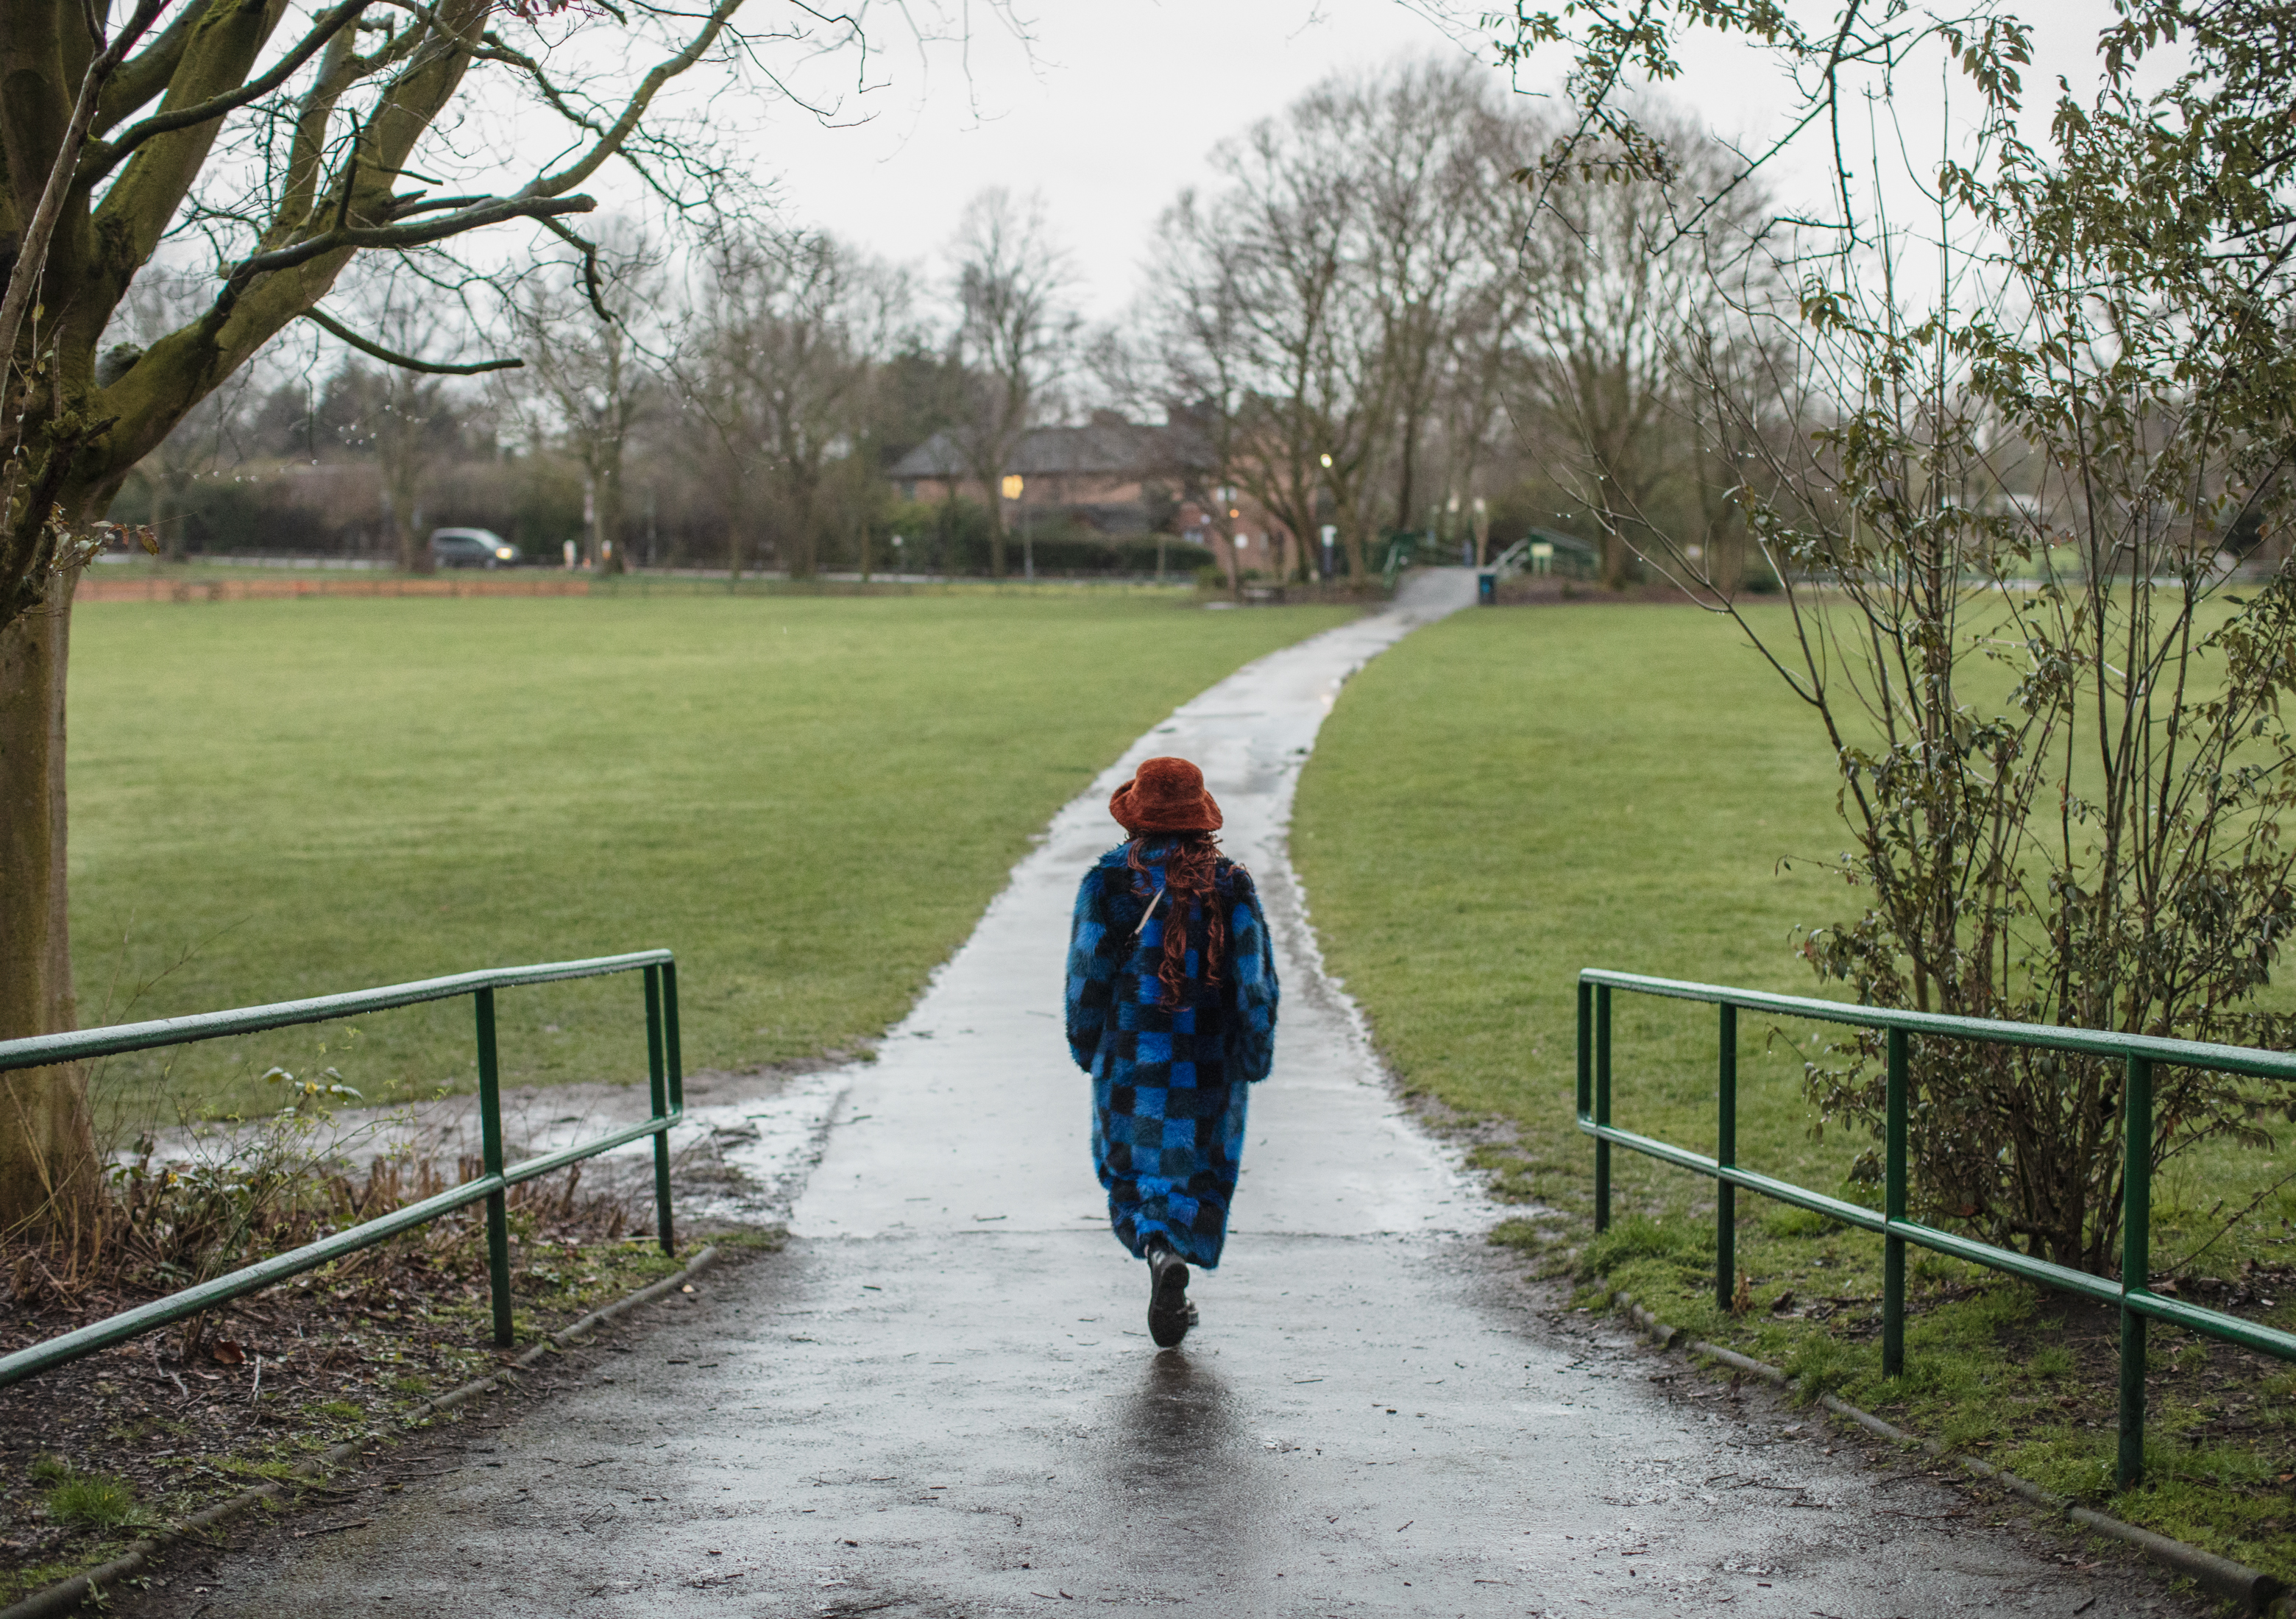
[162,576,2189,1618]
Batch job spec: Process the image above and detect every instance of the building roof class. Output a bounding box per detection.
[889,421,1211,482]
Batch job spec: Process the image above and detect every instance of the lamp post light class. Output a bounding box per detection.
[1000,473,1031,581]
[1317,456,1337,581]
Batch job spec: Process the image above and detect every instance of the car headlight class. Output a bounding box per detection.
[495,548,514,559]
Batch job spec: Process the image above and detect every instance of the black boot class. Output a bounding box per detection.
[1146,1239,1195,1347]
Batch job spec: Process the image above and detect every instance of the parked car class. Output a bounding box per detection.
[428,528,519,569]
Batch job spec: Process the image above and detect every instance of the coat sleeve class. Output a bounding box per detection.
[1224,872,1280,1083]
[1065,865,1123,1072]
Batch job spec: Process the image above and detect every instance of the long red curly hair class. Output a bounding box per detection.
[1126,832,1228,1010]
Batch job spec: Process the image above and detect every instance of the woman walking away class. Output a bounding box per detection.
[1065,756,1278,1348]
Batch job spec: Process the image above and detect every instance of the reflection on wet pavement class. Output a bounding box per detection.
[1102,1350,1259,1580]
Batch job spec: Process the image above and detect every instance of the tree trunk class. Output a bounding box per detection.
[0,581,93,1233]
[596,459,626,575]
[785,482,818,579]
[387,475,431,575]
[1601,529,1629,589]
[1598,472,1629,589]
[154,472,188,564]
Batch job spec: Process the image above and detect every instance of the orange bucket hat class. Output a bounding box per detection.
[1109,756,1222,834]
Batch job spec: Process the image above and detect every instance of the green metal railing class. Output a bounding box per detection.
[1576,968,2296,1488]
[0,949,684,1390]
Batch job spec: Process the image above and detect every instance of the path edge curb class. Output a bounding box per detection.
[1601,1286,2289,1616]
[0,1244,726,1619]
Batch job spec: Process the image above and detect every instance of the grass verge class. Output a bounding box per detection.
[69,592,1352,1127]
[1292,599,2296,1584]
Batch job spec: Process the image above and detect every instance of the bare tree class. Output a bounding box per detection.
[1515,0,2296,1285]
[1517,116,1769,588]
[112,266,266,561]
[0,0,883,1230]
[1351,61,1498,542]
[505,224,670,574]
[1144,96,1386,581]
[678,229,906,579]
[339,293,482,572]
[944,188,1079,578]
[1434,98,1551,558]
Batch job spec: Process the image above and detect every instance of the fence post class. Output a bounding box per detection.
[645,965,676,1256]
[1595,984,1613,1233]
[1883,1026,1907,1378]
[475,988,514,1348]
[662,958,685,1116]
[1716,1002,1737,1311]
[1576,979,1592,1123]
[2119,1054,2153,1489]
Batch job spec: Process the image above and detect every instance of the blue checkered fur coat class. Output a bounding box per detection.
[1065,838,1278,1268]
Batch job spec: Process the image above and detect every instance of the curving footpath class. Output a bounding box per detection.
[138,572,2199,1618]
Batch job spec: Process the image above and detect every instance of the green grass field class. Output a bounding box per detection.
[68,592,1353,1127]
[1294,601,2296,1576]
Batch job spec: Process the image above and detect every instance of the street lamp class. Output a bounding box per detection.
[1317,456,1336,579]
[1000,474,1032,581]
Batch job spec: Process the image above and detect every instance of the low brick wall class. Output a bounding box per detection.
[77,575,592,603]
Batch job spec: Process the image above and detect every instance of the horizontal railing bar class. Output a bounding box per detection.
[1579,969,2296,1083]
[0,1112,689,1391]
[1586,1117,2153,1309]
[503,1115,670,1186]
[1581,1120,1885,1233]
[0,950,673,1074]
[1887,1220,2122,1305]
[0,1175,502,1389]
[1583,1106,2292,1356]
[2128,1289,2296,1360]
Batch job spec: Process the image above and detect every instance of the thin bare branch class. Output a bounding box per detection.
[300,304,521,372]
[77,0,369,186]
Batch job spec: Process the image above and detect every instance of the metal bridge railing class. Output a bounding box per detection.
[1577,968,2296,1488]
[0,949,684,1390]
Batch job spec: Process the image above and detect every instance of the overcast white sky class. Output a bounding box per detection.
[734,0,2143,327]
[742,0,1508,322]
[757,0,1487,319]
